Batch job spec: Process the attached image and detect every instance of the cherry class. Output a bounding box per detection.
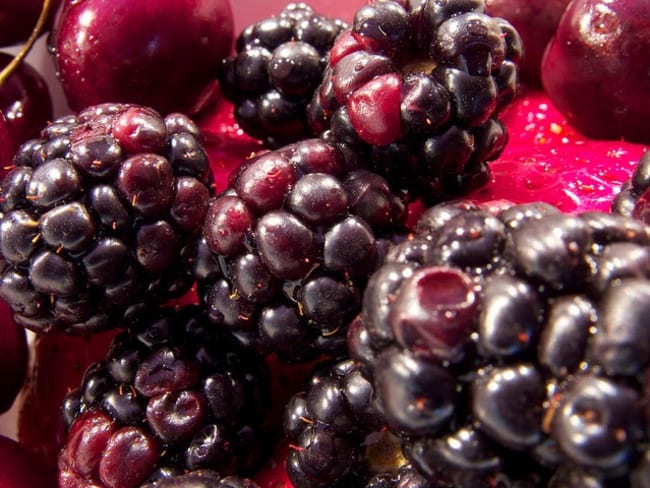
[0,52,53,153]
[0,111,12,171]
[542,0,650,144]
[0,299,28,414]
[0,434,57,487]
[485,0,569,86]
[17,330,118,468]
[0,0,61,47]
[49,0,235,116]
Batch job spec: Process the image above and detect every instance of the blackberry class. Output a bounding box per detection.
[284,358,414,487]
[349,201,650,486]
[192,139,409,363]
[0,104,212,334]
[220,3,348,147]
[612,151,650,223]
[140,471,259,488]
[58,305,271,488]
[308,0,522,202]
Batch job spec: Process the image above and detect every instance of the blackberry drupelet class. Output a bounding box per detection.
[58,305,270,488]
[612,151,650,224]
[284,358,418,487]
[0,104,213,334]
[220,3,348,148]
[140,470,259,488]
[193,138,409,363]
[349,200,650,486]
[308,0,523,202]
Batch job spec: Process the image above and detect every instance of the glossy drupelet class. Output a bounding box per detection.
[307,0,522,202]
[612,151,650,225]
[193,138,409,363]
[0,104,213,334]
[58,305,271,488]
[343,201,650,486]
[140,470,260,488]
[221,3,348,147]
[283,359,386,486]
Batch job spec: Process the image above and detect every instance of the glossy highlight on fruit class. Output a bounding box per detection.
[542,0,650,144]
[50,0,235,115]
[0,52,53,153]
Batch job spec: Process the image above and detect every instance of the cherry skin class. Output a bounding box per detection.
[0,0,62,47]
[49,0,235,116]
[485,0,570,86]
[0,111,12,172]
[542,0,650,144]
[0,299,28,414]
[0,434,57,487]
[0,52,53,154]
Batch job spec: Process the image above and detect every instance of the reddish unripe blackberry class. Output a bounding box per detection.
[349,200,650,486]
[221,3,348,147]
[58,306,270,488]
[308,0,522,202]
[0,104,213,334]
[193,138,409,363]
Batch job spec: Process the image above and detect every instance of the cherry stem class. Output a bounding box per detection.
[0,0,54,87]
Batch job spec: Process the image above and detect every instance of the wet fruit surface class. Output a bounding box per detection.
[466,88,648,212]
[542,0,650,144]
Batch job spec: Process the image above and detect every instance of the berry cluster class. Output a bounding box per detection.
[5,1,650,487]
[221,3,348,147]
[193,138,409,363]
[343,201,650,486]
[58,306,269,487]
[308,0,522,201]
[0,104,213,334]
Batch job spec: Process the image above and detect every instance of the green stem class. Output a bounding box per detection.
[0,0,54,87]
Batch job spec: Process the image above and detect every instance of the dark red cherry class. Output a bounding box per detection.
[0,111,12,172]
[0,52,53,153]
[542,0,650,144]
[0,0,62,47]
[49,0,234,115]
[0,299,28,413]
[0,434,57,487]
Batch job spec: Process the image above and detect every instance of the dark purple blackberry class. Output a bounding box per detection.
[349,200,650,486]
[141,471,259,488]
[192,139,409,363]
[58,305,271,488]
[0,105,213,334]
[308,0,522,202]
[220,3,348,147]
[284,358,413,487]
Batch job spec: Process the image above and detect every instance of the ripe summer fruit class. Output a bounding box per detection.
[341,201,650,486]
[58,305,271,487]
[0,0,61,47]
[49,0,235,116]
[542,0,650,144]
[0,298,27,414]
[0,111,12,171]
[0,103,213,334]
[0,52,53,153]
[220,3,348,147]
[308,0,523,202]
